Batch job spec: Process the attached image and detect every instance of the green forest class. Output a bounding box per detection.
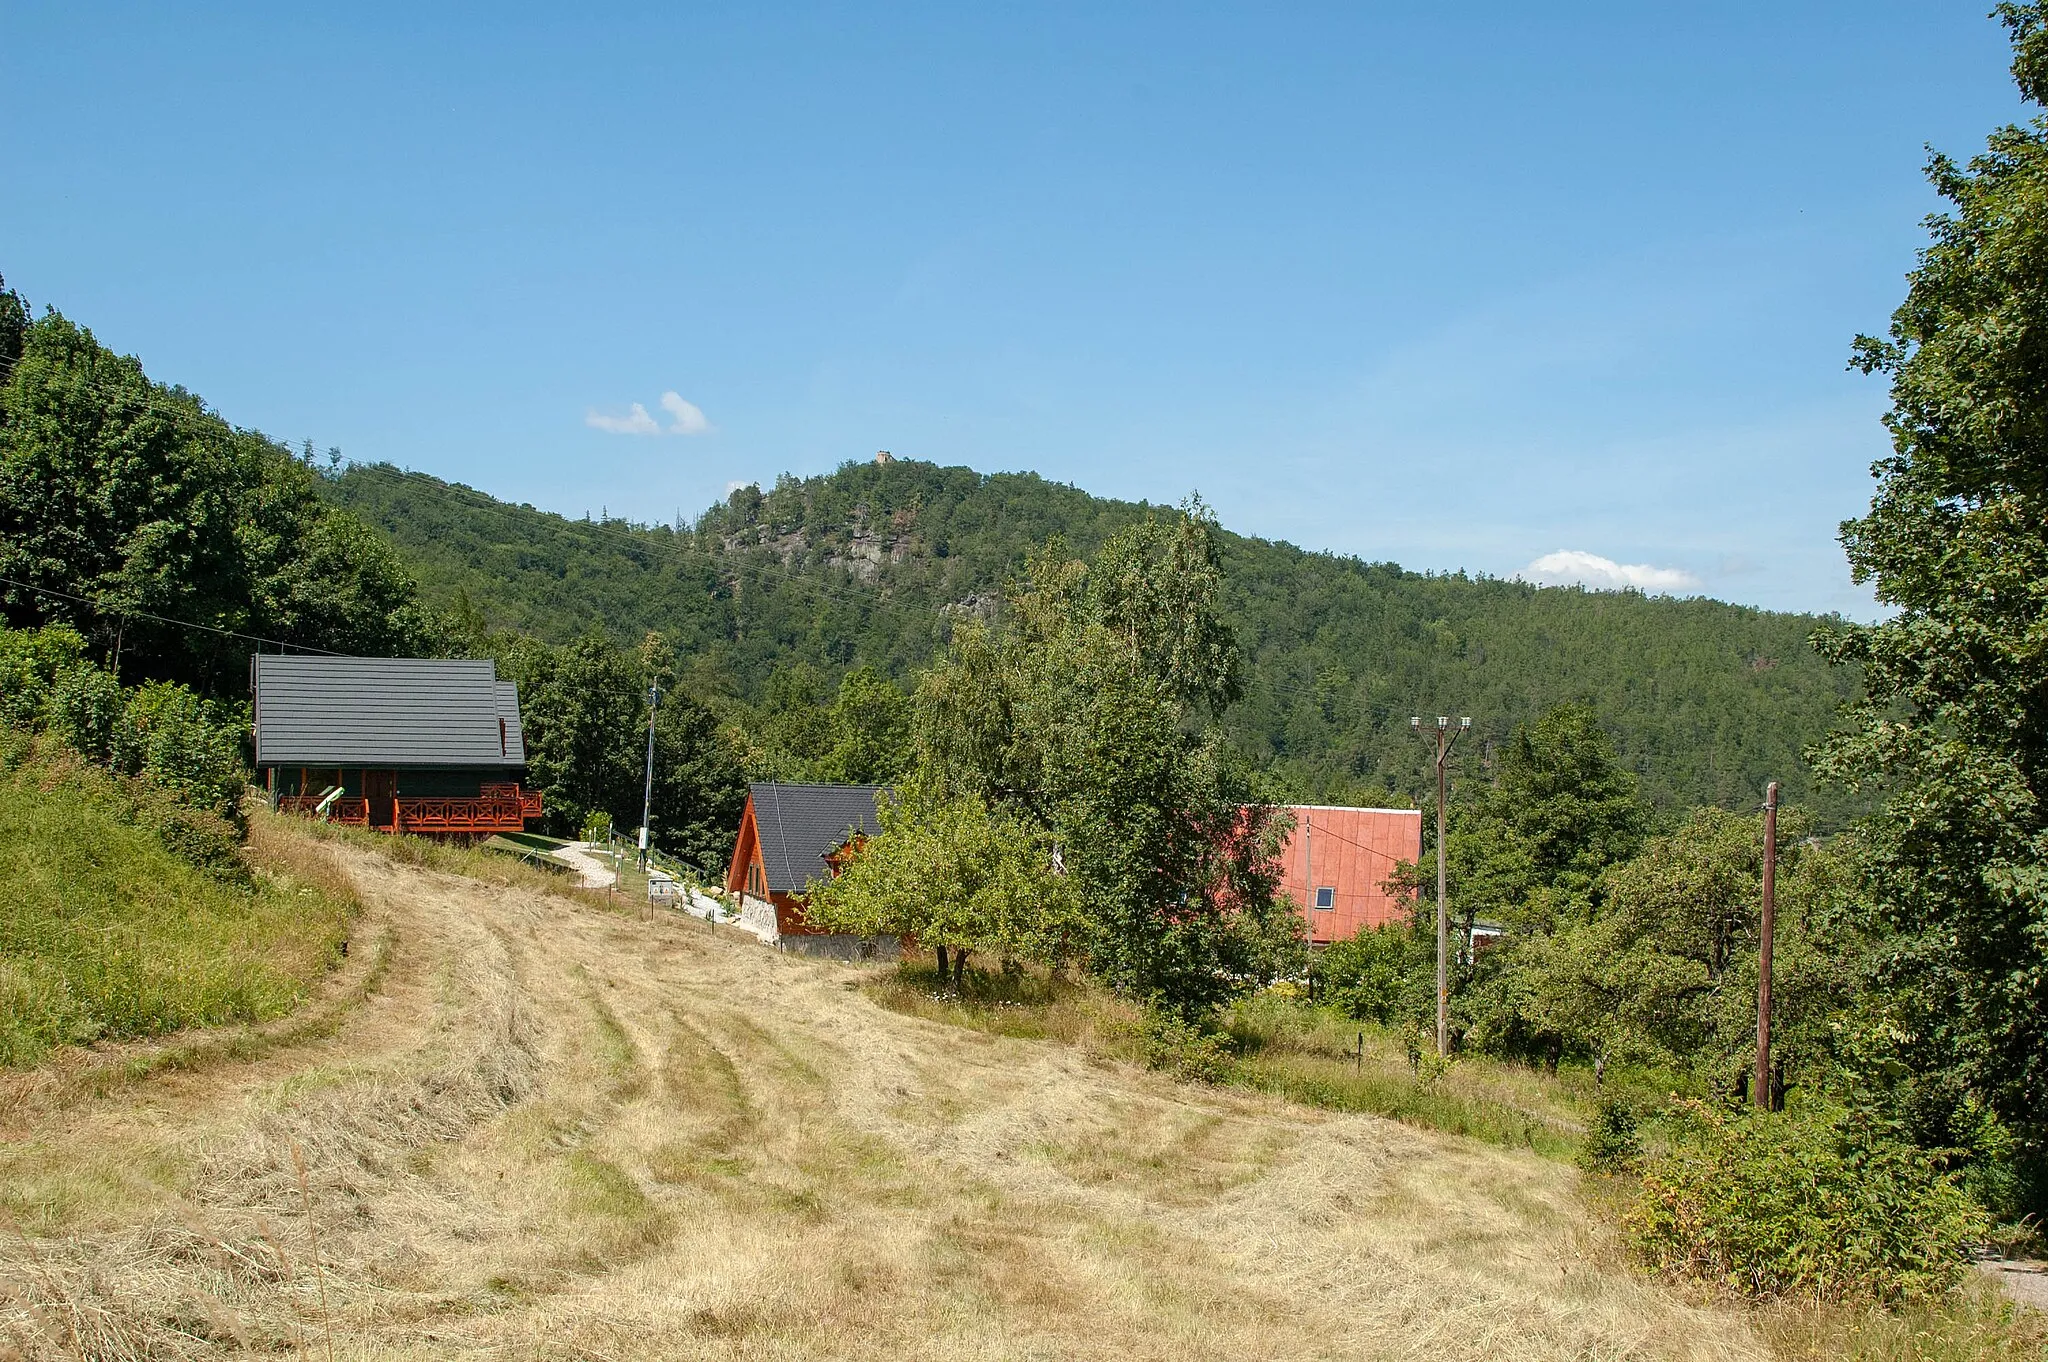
[324,457,1859,819]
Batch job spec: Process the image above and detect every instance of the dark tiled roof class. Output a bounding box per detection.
[252,655,527,768]
[495,682,526,761]
[751,782,889,895]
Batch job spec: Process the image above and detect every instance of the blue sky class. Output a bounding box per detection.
[0,4,2027,617]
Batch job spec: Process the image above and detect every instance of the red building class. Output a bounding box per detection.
[1276,804,1422,945]
[726,782,894,960]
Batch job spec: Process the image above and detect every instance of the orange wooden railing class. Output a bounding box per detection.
[393,796,528,833]
[278,795,369,825]
[280,785,540,834]
[481,782,545,818]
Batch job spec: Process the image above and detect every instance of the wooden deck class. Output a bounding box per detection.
[277,785,542,836]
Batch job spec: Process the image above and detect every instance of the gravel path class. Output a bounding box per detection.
[1981,1255,2048,1312]
[554,838,619,888]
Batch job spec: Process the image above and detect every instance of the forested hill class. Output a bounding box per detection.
[325,458,1861,818]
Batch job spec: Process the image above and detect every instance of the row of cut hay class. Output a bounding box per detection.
[0,843,548,1362]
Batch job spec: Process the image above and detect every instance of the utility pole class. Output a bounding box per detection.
[1755,780,1779,1110]
[638,683,660,871]
[1303,811,1313,1000]
[1412,714,1471,1058]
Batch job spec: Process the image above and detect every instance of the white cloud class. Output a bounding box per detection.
[1519,550,1699,594]
[585,402,661,435]
[660,391,709,435]
[584,391,712,436]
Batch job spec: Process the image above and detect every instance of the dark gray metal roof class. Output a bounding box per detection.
[495,682,526,762]
[750,782,889,894]
[252,655,527,768]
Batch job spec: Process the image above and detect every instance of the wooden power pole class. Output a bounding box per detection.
[1755,780,1779,1110]
[1412,715,1470,1058]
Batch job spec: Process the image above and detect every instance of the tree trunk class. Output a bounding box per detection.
[952,950,970,989]
[934,944,949,978]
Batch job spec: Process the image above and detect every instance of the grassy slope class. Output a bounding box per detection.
[327,459,1862,820]
[867,966,2048,1362]
[0,737,352,1066]
[1,829,2037,1361]
[869,966,1594,1161]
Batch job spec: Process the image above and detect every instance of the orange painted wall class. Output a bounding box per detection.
[1277,805,1422,944]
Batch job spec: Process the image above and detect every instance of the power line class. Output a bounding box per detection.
[0,574,354,656]
[1284,811,1417,866]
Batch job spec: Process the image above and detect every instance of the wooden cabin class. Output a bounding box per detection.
[252,655,541,838]
[726,782,894,960]
[1278,804,1423,945]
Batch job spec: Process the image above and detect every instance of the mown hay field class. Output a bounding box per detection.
[1,815,2039,1360]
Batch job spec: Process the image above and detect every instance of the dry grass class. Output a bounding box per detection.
[0,820,2037,1361]
[1753,1283,2048,1361]
[281,813,608,905]
[868,961,1146,1048]
[870,965,1589,1159]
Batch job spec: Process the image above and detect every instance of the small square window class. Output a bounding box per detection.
[1314,886,1336,909]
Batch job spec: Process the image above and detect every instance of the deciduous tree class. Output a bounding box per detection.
[914,503,1295,1016]
[804,782,1085,969]
[0,288,433,692]
[1812,2,2048,1182]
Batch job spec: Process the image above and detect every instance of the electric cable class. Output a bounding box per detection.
[0,574,354,655]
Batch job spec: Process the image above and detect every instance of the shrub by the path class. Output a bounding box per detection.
[1626,1100,1987,1303]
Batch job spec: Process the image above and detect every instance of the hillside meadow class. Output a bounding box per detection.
[0,734,353,1069]
[2,808,2040,1361]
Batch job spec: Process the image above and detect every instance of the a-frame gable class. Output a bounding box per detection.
[725,794,771,898]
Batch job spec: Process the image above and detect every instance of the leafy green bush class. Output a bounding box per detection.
[1316,923,1426,1024]
[124,783,250,883]
[1139,1010,1236,1084]
[0,625,249,826]
[0,623,88,725]
[1580,1094,1644,1172]
[118,680,248,822]
[45,663,125,761]
[1626,1100,1988,1303]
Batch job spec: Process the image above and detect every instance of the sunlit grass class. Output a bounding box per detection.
[289,813,619,905]
[1223,993,1588,1159]
[867,961,1145,1046]
[1755,1279,2048,1361]
[866,963,1589,1158]
[0,737,353,1067]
